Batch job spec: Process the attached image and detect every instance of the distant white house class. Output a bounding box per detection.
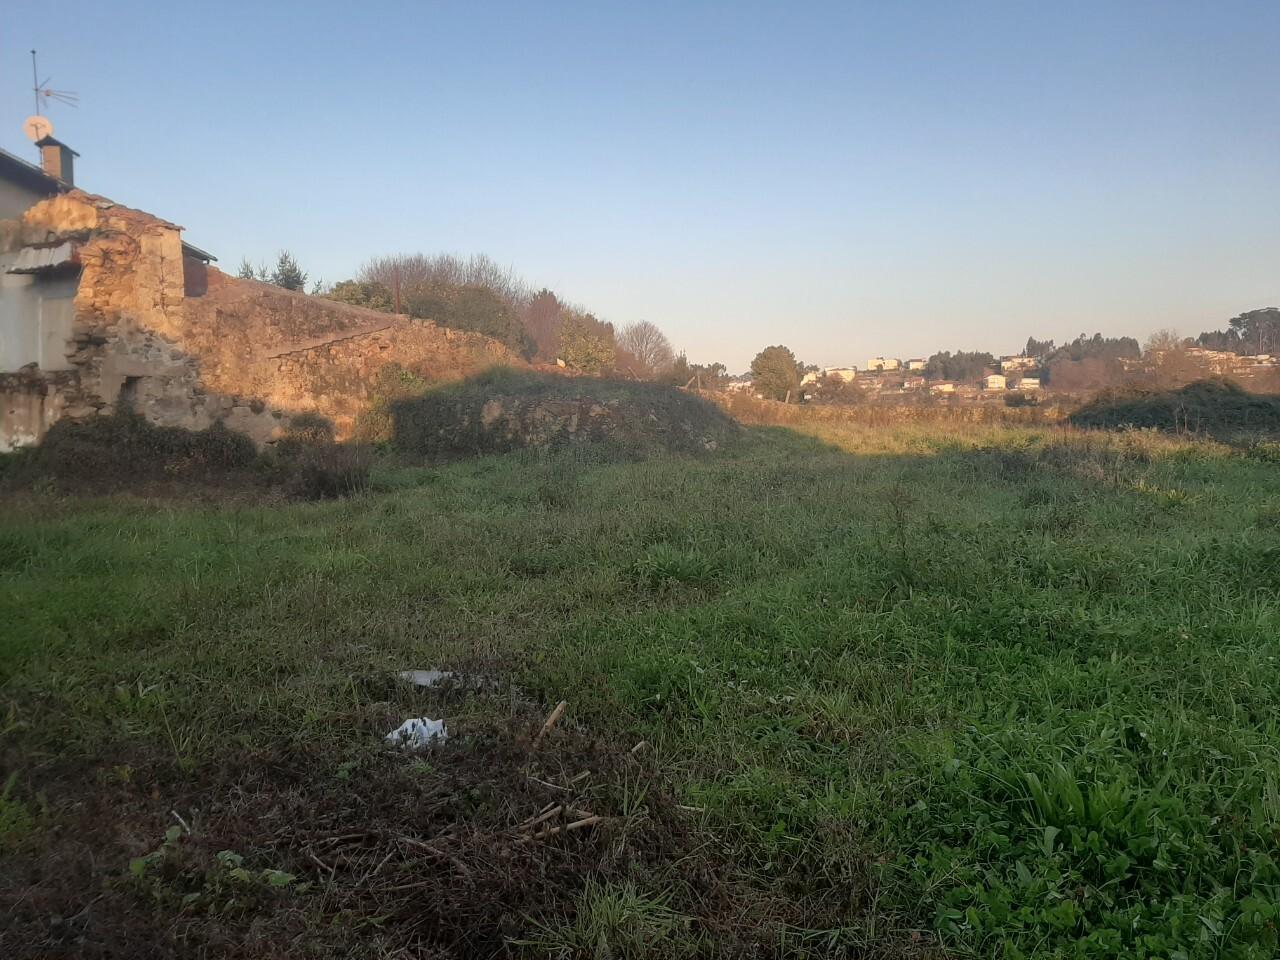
[905,358,926,371]
[866,357,901,371]
[929,382,957,394]
[800,371,820,385]
[824,366,857,382]
[1017,376,1041,391]
[982,373,1007,391]
[1000,356,1038,372]
[725,378,754,393]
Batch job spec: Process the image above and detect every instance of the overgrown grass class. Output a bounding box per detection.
[2,421,1278,957]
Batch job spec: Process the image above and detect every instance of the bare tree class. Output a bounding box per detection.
[1144,328,1187,357]
[1144,329,1202,387]
[358,253,530,307]
[617,320,675,376]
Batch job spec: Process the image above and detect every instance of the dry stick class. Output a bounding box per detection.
[517,815,603,844]
[307,849,336,880]
[528,769,591,793]
[398,835,472,877]
[533,700,568,748]
[521,799,560,822]
[316,831,378,846]
[365,847,398,882]
[516,804,565,832]
[528,775,571,793]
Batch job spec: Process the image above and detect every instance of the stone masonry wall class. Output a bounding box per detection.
[16,191,204,427]
[3,190,522,447]
[183,270,519,441]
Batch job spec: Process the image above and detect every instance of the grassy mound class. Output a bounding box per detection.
[390,368,740,460]
[1070,378,1280,437]
[0,413,368,500]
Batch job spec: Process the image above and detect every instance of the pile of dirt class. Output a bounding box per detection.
[390,369,741,461]
[0,413,368,500]
[0,698,833,959]
[1070,378,1280,437]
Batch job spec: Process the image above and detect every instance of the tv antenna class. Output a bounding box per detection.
[29,50,79,115]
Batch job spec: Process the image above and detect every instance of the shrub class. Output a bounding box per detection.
[390,369,739,461]
[1070,379,1280,438]
[272,415,370,500]
[274,413,335,455]
[6,413,258,486]
[353,364,433,445]
[275,443,370,501]
[2,412,369,500]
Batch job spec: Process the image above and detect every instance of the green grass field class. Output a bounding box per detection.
[3,420,1279,958]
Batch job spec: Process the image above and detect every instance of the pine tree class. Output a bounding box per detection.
[270,250,308,291]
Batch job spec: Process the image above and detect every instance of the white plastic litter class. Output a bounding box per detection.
[398,669,455,688]
[385,717,448,750]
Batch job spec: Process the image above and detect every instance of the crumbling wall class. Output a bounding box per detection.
[184,271,519,441]
[0,370,76,453]
[14,191,204,430]
[3,191,522,449]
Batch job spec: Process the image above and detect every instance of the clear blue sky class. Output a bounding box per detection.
[4,1,1277,371]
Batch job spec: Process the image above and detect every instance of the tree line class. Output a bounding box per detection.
[239,249,1276,398]
[237,249,722,384]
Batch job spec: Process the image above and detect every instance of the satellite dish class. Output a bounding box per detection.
[23,115,53,142]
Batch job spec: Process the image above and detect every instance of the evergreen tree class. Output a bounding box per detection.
[750,345,801,401]
[270,250,308,291]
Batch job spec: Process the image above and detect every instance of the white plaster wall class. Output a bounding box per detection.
[0,272,39,371]
[0,177,46,222]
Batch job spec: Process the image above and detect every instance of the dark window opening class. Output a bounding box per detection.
[119,376,141,413]
[183,255,209,297]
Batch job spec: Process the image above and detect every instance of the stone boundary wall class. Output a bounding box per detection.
[2,189,523,448]
[184,272,521,442]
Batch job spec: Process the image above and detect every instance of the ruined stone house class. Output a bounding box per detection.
[0,139,517,451]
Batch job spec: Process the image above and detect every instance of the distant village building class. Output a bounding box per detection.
[929,382,956,394]
[1000,356,1038,372]
[1017,376,1041,391]
[724,378,754,393]
[905,358,926,371]
[866,356,900,371]
[982,374,1007,391]
[902,375,925,390]
[1180,347,1280,375]
[823,366,857,382]
[800,371,820,386]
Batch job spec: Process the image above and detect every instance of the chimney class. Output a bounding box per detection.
[35,136,78,186]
